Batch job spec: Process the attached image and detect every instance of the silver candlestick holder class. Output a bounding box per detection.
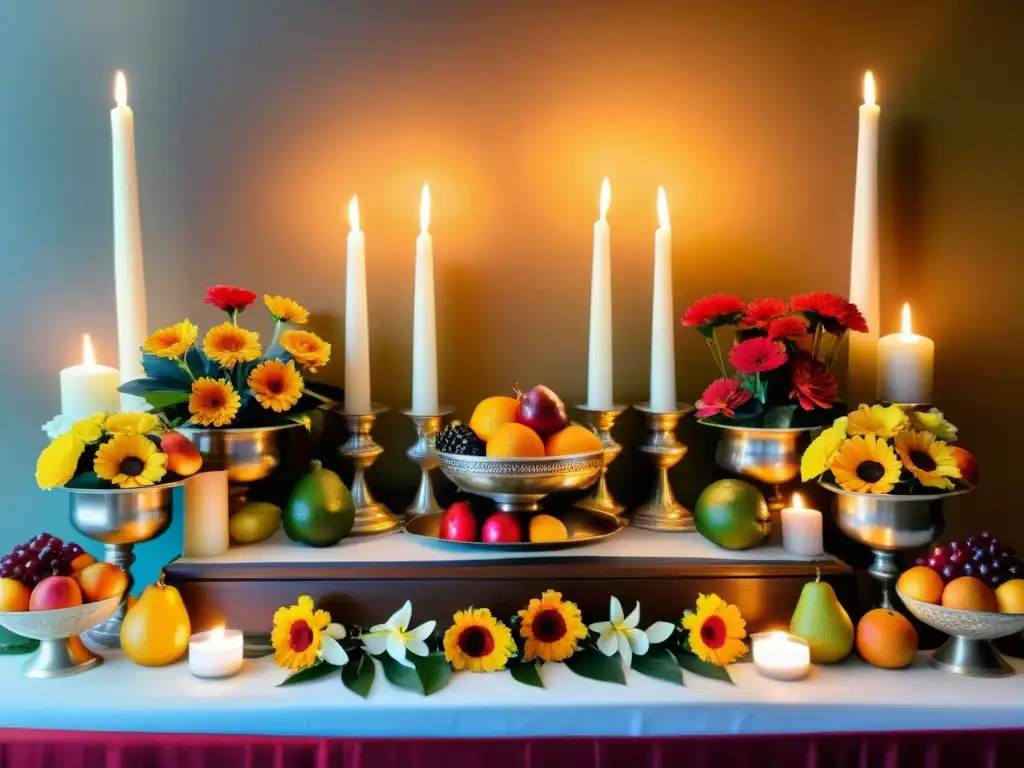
[402,406,455,519]
[338,404,400,535]
[573,404,626,517]
[633,403,695,532]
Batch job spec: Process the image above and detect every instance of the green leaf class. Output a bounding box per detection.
[276,661,337,687]
[378,653,426,694]
[411,651,453,695]
[509,660,545,688]
[143,390,192,409]
[0,631,39,655]
[341,651,376,698]
[564,648,626,685]
[674,650,736,685]
[763,405,798,429]
[632,648,684,686]
[141,354,192,386]
[120,377,189,396]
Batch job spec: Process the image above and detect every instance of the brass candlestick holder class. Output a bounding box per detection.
[633,403,694,532]
[402,407,455,518]
[573,404,626,517]
[339,404,400,535]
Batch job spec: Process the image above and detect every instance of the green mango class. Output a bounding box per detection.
[283,461,355,547]
[693,479,768,550]
[229,501,282,544]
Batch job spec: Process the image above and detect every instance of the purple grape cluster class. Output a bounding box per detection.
[0,533,85,588]
[915,532,1022,588]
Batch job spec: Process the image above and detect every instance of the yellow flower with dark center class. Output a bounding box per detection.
[517,589,588,663]
[70,413,107,443]
[93,433,167,489]
[280,330,331,373]
[682,593,747,666]
[895,430,961,491]
[264,295,309,325]
[143,319,199,359]
[846,404,909,439]
[103,412,161,436]
[800,417,849,482]
[910,408,959,442]
[272,595,331,672]
[443,608,517,672]
[248,360,304,413]
[203,323,261,370]
[188,377,241,427]
[830,433,903,494]
[36,432,86,489]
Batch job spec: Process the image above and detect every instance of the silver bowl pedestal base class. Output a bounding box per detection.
[930,635,1015,678]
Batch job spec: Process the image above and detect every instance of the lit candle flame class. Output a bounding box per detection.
[348,195,360,232]
[863,70,876,107]
[598,177,611,221]
[114,70,128,108]
[901,302,913,336]
[419,182,431,234]
[82,334,96,367]
[657,186,670,229]
[209,626,225,642]
[791,492,804,510]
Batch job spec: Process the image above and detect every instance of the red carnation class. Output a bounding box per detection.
[204,285,257,315]
[839,299,869,333]
[696,378,753,419]
[681,293,746,328]
[789,357,838,411]
[789,292,846,321]
[768,316,810,340]
[729,336,787,374]
[739,298,787,330]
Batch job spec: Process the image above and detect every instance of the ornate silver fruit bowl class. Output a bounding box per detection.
[898,589,1024,678]
[0,595,122,678]
[435,451,604,513]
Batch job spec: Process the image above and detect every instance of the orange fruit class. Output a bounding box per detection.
[941,576,998,612]
[74,562,128,604]
[486,423,545,458]
[896,566,945,605]
[70,552,97,572]
[995,579,1024,614]
[529,514,569,543]
[856,609,918,669]
[544,425,603,457]
[0,577,31,612]
[469,396,520,442]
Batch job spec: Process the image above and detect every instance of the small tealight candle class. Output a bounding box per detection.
[781,493,823,557]
[188,627,244,679]
[752,631,811,681]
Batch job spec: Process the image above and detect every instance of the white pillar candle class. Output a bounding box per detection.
[60,334,121,423]
[411,183,439,414]
[110,71,149,411]
[587,178,614,410]
[752,631,811,681]
[878,303,934,405]
[847,71,881,405]
[183,470,229,558]
[650,187,676,413]
[188,627,244,679]
[781,493,824,557]
[344,195,372,415]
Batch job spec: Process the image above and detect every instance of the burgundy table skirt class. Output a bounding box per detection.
[2,729,1023,768]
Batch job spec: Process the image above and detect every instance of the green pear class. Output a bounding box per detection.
[790,570,854,663]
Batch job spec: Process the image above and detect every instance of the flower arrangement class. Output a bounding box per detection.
[269,591,747,696]
[683,292,868,429]
[801,404,977,495]
[120,286,339,429]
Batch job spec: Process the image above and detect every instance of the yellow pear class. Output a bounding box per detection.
[120,575,191,666]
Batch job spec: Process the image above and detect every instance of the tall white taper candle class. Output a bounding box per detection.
[587,178,613,410]
[650,187,676,413]
[344,196,372,414]
[412,183,439,414]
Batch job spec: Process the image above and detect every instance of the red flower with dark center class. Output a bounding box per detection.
[789,292,846,320]
[729,336,787,374]
[768,316,810,340]
[204,285,257,314]
[789,357,838,411]
[739,298,787,329]
[458,625,496,658]
[532,608,568,643]
[699,615,727,650]
[289,619,314,653]
[696,378,753,419]
[839,299,869,333]
[681,294,746,328]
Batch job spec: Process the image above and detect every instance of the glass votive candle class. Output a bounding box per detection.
[188,627,244,679]
[751,631,811,681]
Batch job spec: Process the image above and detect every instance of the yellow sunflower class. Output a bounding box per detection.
[248,360,304,413]
[443,608,517,672]
[830,433,903,494]
[682,593,747,666]
[280,330,331,373]
[203,322,261,370]
[894,430,961,490]
[36,432,86,489]
[271,595,331,672]
[517,589,588,663]
[70,413,107,443]
[800,418,849,482]
[846,404,909,439]
[911,408,959,442]
[189,377,241,427]
[93,433,168,488]
[264,295,309,325]
[103,412,161,436]
[142,319,199,359]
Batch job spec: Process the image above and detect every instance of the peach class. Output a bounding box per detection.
[74,562,128,603]
[0,577,31,612]
[70,552,97,572]
[160,431,203,477]
[29,576,82,611]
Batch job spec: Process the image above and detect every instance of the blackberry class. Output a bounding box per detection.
[436,421,485,456]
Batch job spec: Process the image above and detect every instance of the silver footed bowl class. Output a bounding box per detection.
[178,422,301,484]
[436,451,604,513]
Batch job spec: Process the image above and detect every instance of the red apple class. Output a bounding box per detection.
[439,501,478,542]
[516,385,569,438]
[160,431,203,477]
[481,513,522,543]
[950,447,979,486]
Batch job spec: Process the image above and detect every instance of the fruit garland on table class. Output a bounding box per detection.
[269,591,748,696]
